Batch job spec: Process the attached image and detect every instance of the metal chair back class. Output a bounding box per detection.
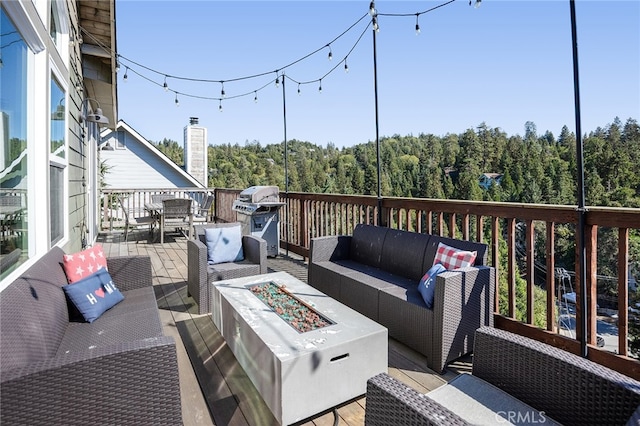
[162,198,192,219]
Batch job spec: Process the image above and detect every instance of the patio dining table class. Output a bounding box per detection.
[144,200,193,243]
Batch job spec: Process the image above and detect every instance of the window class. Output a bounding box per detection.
[0,7,29,278]
[116,130,126,149]
[49,76,66,245]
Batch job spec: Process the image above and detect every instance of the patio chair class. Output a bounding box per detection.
[187,223,267,314]
[118,196,156,242]
[193,194,214,225]
[160,198,193,244]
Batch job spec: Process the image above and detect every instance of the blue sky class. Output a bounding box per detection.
[115,1,639,148]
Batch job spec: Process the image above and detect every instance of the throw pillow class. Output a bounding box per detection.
[205,225,245,265]
[433,242,477,270]
[418,263,447,309]
[62,244,108,283]
[62,268,124,323]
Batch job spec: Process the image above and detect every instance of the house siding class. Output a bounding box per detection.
[100,131,199,189]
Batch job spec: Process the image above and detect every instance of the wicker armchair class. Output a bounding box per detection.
[365,327,640,426]
[187,223,267,314]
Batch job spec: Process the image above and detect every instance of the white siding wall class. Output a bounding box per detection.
[100,132,195,189]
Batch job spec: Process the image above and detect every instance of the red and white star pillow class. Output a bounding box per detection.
[62,244,108,283]
[433,242,477,270]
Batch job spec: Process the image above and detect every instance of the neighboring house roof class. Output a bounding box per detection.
[99,120,205,189]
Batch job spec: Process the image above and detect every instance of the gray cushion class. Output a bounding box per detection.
[427,373,561,425]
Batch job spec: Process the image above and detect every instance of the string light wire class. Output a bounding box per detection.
[79,0,461,106]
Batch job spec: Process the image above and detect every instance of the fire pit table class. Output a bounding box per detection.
[211,271,388,425]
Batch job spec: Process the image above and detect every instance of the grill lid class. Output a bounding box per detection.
[238,186,280,203]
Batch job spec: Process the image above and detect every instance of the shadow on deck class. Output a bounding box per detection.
[97,230,470,426]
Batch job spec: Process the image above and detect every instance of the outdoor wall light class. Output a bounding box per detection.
[81,98,109,125]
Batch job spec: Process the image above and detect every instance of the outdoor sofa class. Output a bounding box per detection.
[308,223,495,373]
[365,326,640,425]
[0,246,182,425]
[187,222,267,314]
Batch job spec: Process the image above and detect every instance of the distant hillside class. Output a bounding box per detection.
[154,118,640,209]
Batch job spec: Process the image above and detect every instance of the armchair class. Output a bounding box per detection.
[187,223,267,314]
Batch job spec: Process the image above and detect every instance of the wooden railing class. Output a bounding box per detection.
[103,187,640,378]
[100,188,212,230]
[213,188,640,379]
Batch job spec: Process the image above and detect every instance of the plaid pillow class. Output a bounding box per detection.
[433,242,477,270]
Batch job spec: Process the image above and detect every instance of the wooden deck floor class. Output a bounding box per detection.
[98,230,471,426]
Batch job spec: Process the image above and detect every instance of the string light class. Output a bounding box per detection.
[174,93,179,107]
[123,67,128,81]
[254,91,258,103]
[103,0,459,108]
[470,0,481,8]
[298,83,301,95]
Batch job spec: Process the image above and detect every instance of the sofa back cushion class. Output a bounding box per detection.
[350,224,389,269]
[423,235,488,273]
[380,228,431,281]
[0,247,70,372]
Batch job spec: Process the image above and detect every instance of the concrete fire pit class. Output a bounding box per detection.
[211,271,388,425]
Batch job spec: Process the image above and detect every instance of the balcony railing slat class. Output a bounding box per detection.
[619,227,630,356]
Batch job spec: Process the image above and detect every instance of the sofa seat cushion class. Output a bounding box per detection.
[207,260,261,280]
[427,373,561,425]
[56,287,163,354]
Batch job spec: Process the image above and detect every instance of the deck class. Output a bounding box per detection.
[97,230,471,426]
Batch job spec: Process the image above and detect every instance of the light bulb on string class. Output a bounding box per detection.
[219,100,223,112]
[373,17,379,32]
[415,14,421,35]
[163,76,168,92]
[174,93,179,107]
[470,0,481,8]
[297,83,301,95]
[254,91,258,103]
[327,45,333,61]
[344,59,349,73]
[318,79,322,94]
[115,57,120,73]
[275,71,280,88]
[123,67,128,82]
[369,1,375,16]
[221,81,225,98]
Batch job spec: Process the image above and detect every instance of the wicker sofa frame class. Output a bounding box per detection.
[365,326,640,426]
[308,224,495,373]
[187,222,267,314]
[0,246,182,425]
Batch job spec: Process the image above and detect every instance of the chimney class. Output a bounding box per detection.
[184,118,208,187]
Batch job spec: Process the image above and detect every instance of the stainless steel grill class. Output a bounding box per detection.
[232,186,285,257]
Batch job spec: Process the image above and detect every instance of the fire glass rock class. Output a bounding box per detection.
[250,281,332,332]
